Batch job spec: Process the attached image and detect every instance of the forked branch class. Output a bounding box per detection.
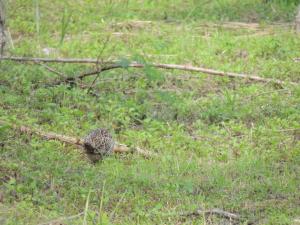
[0,56,296,85]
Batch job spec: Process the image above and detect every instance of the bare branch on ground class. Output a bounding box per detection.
[0,56,295,86]
[0,120,156,158]
[181,208,240,220]
[181,207,254,224]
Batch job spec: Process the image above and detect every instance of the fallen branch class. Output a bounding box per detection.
[197,22,292,30]
[0,56,296,85]
[181,208,241,220]
[80,62,295,86]
[0,120,155,158]
[0,56,104,64]
[181,207,256,224]
[180,207,256,224]
[42,65,121,87]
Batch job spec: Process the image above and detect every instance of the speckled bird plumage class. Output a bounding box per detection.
[83,128,115,158]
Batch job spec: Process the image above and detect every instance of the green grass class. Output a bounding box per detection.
[1,0,300,224]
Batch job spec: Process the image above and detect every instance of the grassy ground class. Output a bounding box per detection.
[1,0,300,224]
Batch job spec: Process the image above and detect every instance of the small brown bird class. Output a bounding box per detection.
[83,128,128,162]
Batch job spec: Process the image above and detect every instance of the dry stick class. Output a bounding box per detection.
[86,67,104,94]
[181,208,242,221]
[36,62,75,88]
[60,63,291,87]
[37,62,68,78]
[73,62,296,86]
[5,122,83,145]
[198,22,292,30]
[86,35,112,93]
[0,120,155,158]
[0,56,105,63]
[0,56,296,85]
[77,64,121,79]
[47,66,118,86]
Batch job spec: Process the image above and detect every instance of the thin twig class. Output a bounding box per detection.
[86,67,103,94]
[48,64,121,86]
[0,56,296,85]
[0,56,104,63]
[196,21,292,30]
[181,208,240,220]
[6,121,83,146]
[37,62,68,78]
[87,35,112,93]
[77,64,120,79]
[46,65,120,86]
